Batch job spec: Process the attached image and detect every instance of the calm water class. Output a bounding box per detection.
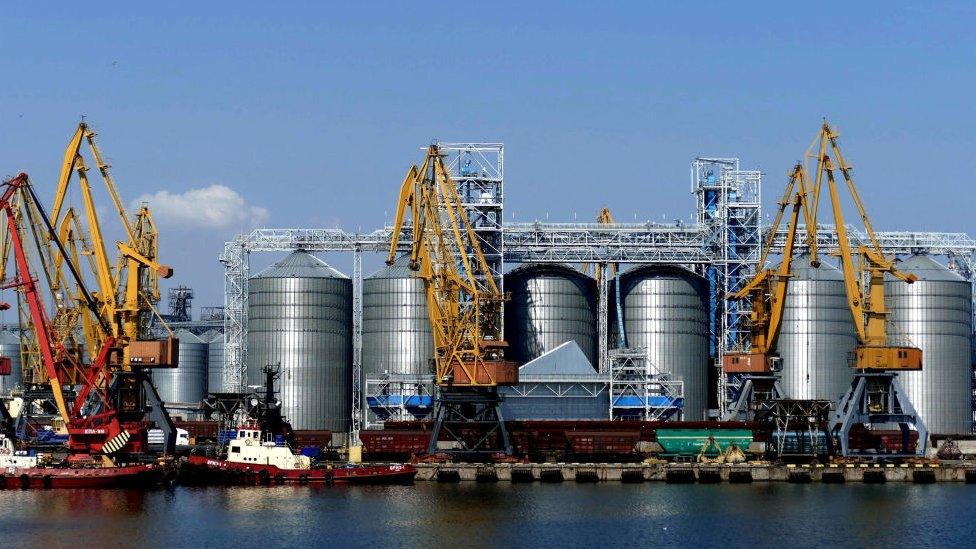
[0,483,972,548]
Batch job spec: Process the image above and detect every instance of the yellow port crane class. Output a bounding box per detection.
[723,120,926,450]
[804,120,927,456]
[49,122,175,369]
[388,144,517,456]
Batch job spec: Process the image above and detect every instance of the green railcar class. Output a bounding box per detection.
[655,428,753,457]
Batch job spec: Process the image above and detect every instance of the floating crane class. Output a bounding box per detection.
[388,144,518,456]
[804,121,927,456]
[722,163,817,420]
[0,173,176,461]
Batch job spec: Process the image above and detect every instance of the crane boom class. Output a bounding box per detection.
[811,121,921,370]
[48,122,174,369]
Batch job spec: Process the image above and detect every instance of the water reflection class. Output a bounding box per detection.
[0,484,973,548]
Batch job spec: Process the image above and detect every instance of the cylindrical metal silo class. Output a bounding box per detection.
[611,266,710,420]
[0,330,22,393]
[777,257,857,402]
[362,255,433,376]
[152,329,208,404]
[247,250,352,433]
[886,254,972,435]
[204,330,226,394]
[504,264,598,369]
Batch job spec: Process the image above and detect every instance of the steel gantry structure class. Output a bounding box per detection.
[220,150,976,438]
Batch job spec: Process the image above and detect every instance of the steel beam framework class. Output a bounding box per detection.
[220,154,976,438]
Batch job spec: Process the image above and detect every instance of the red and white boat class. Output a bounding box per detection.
[182,423,416,486]
[0,433,168,489]
[1,463,167,489]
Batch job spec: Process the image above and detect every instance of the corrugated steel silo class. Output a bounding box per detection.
[504,264,598,369]
[611,266,709,420]
[204,330,226,394]
[886,255,972,435]
[776,257,856,401]
[152,329,208,404]
[362,255,433,376]
[247,250,351,432]
[0,330,22,393]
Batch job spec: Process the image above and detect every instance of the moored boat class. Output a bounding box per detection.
[180,423,416,486]
[1,432,171,489]
[0,462,166,489]
[331,462,416,485]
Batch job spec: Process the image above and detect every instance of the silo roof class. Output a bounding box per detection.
[505,263,592,281]
[252,250,348,279]
[895,254,965,282]
[367,254,421,279]
[173,329,206,343]
[199,329,224,343]
[790,255,844,281]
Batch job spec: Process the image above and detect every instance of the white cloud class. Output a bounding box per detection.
[133,185,269,230]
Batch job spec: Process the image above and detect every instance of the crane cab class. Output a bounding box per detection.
[722,352,782,374]
[854,346,922,371]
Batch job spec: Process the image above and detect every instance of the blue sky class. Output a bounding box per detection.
[1,1,974,313]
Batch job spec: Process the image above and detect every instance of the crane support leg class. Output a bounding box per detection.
[723,375,785,421]
[426,388,512,458]
[832,372,928,457]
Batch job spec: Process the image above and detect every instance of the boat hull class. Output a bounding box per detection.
[181,456,416,486]
[182,455,332,485]
[333,464,416,485]
[0,463,167,489]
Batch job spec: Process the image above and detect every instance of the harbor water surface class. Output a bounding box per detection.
[0,483,970,548]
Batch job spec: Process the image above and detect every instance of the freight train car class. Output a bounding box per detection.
[363,420,759,463]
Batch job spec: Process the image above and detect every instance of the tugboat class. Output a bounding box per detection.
[181,365,416,486]
[183,422,416,485]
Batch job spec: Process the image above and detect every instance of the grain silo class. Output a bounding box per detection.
[204,330,226,394]
[611,266,710,420]
[504,264,598,369]
[151,329,208,404]
[776,257,857,401]
[0,330,22,393]
[247,250,352,433]
[886,254,972,435]
[362,255,433,376]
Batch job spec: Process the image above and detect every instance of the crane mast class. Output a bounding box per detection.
[388,144,517,456]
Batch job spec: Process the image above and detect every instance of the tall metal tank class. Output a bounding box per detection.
[504,264,598,369]
[886,255,972,435]
[0,330,22,393]
[204,330,226,394]
[152,329,208,404]
[362,255,433,376]
[776,257,857,402]
[611,266,709,420]
[248,250,351,432]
